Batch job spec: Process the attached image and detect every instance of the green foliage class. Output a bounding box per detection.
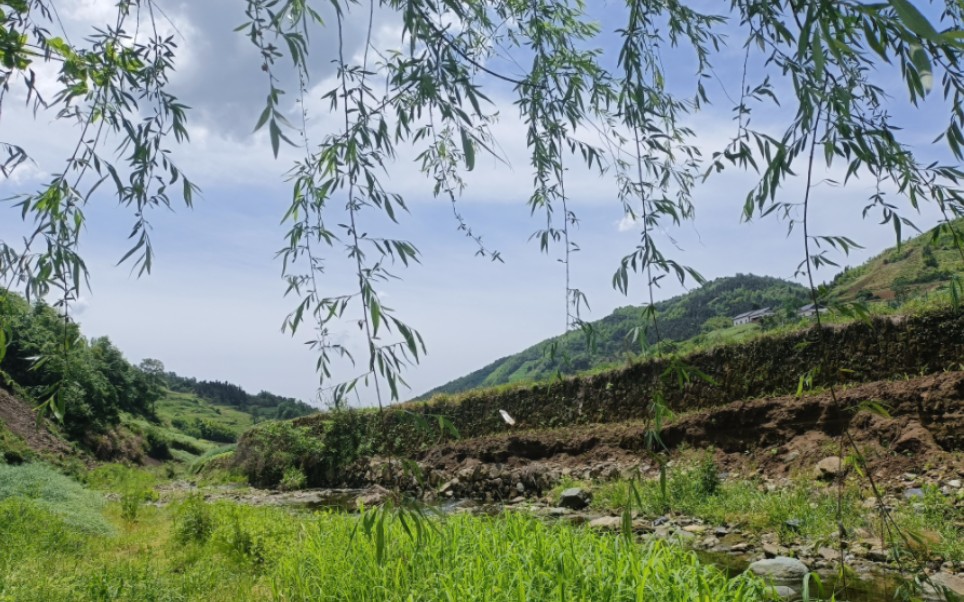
[829,218,964,304]
[278,466,307,492]
[161,373,317,422]
[0,289,162,438]
[173,494,215,545]
[278,510,768,601]
[170,417,238,444]
[0,420,29,465]
[187,445,237,475]
[0,494,770,601]
[234,422,330,487]
[0,463,112,535]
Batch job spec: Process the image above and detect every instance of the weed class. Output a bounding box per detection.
[279,466,307,491]
[173,493,214,544]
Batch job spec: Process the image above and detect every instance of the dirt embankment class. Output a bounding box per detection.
[351,372,964,499]
[0,387,74,462]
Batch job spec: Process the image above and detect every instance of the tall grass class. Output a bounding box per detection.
[273,510,769,601]
[0,486,771,601]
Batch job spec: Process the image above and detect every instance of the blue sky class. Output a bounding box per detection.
[0,0,956,405]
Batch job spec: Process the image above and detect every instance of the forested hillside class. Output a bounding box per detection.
[162,373,316,421]
[422,274,809,397]
[0,290,161,439]
[0,289,316,463]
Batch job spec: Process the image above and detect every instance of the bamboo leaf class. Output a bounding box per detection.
[890,0,940,41]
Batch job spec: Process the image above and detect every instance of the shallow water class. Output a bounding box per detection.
[696,550,903,602]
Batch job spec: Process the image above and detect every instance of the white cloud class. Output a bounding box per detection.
[616,214,638,232]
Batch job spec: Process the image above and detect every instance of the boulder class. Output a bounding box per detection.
[748,556,809,585]
[588,516,623,531]
[814,456,843,481]
[559,487,592,510]
[923,572,964,602]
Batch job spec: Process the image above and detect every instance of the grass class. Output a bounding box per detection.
[114,390,258,467]
[0,463,113,535]
[0,421,30,464]
[275,511,768,601]
[0,465,773,602]
[549,461,964,562]
[155,391,255,439]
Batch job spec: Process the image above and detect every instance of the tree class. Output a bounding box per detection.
[1,0,963,410]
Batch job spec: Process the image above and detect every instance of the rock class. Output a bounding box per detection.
[652,515,669,526]
[355,485,391,508]
[565,514,589,526]
[438,478,459,494]
[558,487,592,510]
[770,585,799,600]
[894,423,938,455]
[814,456,843,481]
[515,482,525,493]
[702,535,720,548]
[784,519,802,532]
[922,572,964,602]
[588,516,623,531]
[730,542,751,553]
[763,543,787,558]
[747,557,809,584]
[904,488,925,500]
[548,507,571,517]
[682,524,707,534]
[818,546,839,561]
[947,479,962,489]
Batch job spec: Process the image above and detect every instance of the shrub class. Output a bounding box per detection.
[143,427,173,460]
[231,420,328,488]
[173,494,214,544]
[695,452,721,497]
[196,419,237,443]
[278,466,307,491]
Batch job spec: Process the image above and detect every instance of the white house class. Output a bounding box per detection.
[732,307,774,326]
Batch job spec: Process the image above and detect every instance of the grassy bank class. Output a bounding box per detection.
[0,462,772,601]
[549,459,964,562]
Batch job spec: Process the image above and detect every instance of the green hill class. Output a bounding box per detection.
[827,218,964,303]
[421,274,810,397]
[422,219,964,400]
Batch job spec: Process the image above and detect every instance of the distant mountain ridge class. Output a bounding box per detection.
[420,273,810,398]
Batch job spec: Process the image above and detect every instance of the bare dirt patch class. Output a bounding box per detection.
[0,387,75,461]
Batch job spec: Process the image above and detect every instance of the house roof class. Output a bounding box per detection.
[732,307,773,321]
